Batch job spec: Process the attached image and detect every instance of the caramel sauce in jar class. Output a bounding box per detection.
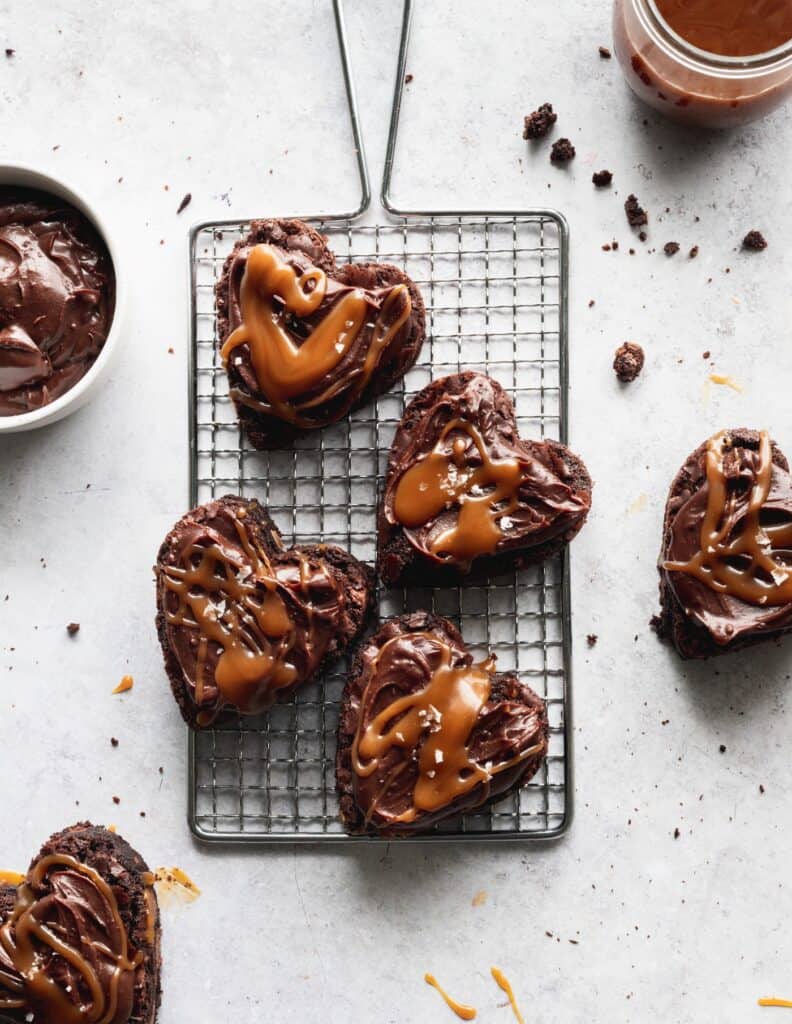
[613,0,792,125]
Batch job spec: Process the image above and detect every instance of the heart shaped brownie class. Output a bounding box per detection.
[155,495,375,728]
[215,218,426,449]
[336,612,549,836]
[0,823,160,1024]
[655,428,792,659]
[378,372,592,584]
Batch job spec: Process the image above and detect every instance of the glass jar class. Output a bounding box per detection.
[613,0,792,127]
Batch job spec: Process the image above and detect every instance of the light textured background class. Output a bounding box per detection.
[1,2,791,1021]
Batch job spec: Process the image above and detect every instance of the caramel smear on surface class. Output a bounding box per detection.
[491,967,526,1024]
[112,675,134,694]
[472,890,487,907]
[0,872,24,886]
[627,492,647,515]
[709,373,743,393]
[759,998,792,1008]
[151,867,200,905]
[424,974,477,1020]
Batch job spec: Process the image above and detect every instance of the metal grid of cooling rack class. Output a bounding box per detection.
[187,212,571,842]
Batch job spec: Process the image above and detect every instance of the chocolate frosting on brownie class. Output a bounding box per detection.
[0,188,115,416]
[155,496,375,728]
[660,429,792,651]
[378,372,591,581]
[215,218,425,449]
[0,823,160,1024]
[336,612,548,836]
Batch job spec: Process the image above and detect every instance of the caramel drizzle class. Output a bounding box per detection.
[664,431,792,606]
[392,418,526,562]
[221,243,411,426]
[490,968,525,1024]
[162,514,326,718]
[352,633,544,825]
[0,854,143,1023]
[424,974,477,1020]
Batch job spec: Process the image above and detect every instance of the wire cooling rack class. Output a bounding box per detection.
[187,213,571,842]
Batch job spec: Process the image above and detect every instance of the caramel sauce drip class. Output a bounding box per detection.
[112,675,133,695]
[0,854,143,1023]
[759,997,792,1007]
[352,633,542,825]
[221,243,411,426]
[424,974,477,1020]
[392,419,525,562]
[162,515,316,716]
[150,867,200,905]
[664,431,792,606]
[490,968,525,1024]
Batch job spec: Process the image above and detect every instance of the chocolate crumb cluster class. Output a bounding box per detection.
[663,241,680,256]
[613,342,645,383]
[550,138,576,164]
[742,230,767,251]
[592,169,613,187]
[522,102,557,140]
[598,46,612,59]
[625,194,648,227]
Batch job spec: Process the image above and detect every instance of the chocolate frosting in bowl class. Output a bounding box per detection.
[0,187,115,417]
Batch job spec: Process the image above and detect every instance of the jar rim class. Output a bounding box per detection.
[643,0,792,70]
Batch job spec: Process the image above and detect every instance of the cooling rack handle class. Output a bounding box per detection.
[333,0,371,219]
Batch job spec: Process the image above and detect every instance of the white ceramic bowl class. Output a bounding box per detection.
[0,164,125,434]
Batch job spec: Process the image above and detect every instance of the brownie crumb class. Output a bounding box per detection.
[663,241,680,256]
[523,102,557,140]
[588,299,595,308]
[66,622,80,636]
[625,194,648,227]
[176,192,192,215]
[742,229,767,251]
[586,634,598,648]
[612,240,619,251]
[759,784,765,794]
[5,48,14,58]
[599,46,612,59]
[110,737,119,747]
[638,230,647,242]
[550,138,576,164]
[592,169,613,187]
[702,350,710,359]
[602,243,612,252]
[719,744,726,753]
[405,73,413,84]
[689,245,699,259]
[112,795,121,805]
[673,827,680,839]
[613,342,645,383]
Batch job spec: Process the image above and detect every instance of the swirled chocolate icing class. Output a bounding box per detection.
[380,373,591,576]
[662,429,792,647]
[0,188,115,417]
[155,496,373,728]
[0,856,141,1023]
[337,613,548,835]
[221,241,412,429]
